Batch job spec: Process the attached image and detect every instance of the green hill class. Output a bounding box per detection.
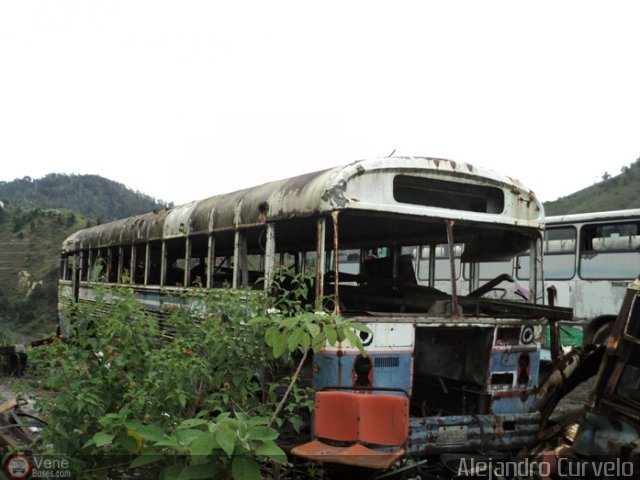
[544,157,640,215]
[0,173,171,222]
[0,207,86,342]
[0,174,172,343]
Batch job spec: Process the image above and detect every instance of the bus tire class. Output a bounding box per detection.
[583,315,616,345]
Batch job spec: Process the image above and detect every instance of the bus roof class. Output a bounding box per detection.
[62,156,544,252]
[546,208,640,226]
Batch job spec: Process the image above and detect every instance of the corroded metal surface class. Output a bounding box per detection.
[62,157,544,253]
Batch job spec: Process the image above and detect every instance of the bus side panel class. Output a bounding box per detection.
[313,322,414,392]
[313,351,413,394]
[407,412,541,454]
[575,280,628,321]
[489,349,540,414]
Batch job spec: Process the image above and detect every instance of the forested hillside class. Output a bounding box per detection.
[0,174,170,222]
[0,206,85,342]
[544,157,640,215]
[0,174,174,343]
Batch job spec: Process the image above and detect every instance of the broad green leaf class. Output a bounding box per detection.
[287,328,302,351]
[344,328,359,347]
[154,438,184,450]
[179,418,208,429]
[118,434,139,453]
[248,426,278,442]
[324,324,337,345]
[247,416,270,427]
[288,415,304,433]
[264,325,278,347]
[215,423,236,456]
[177,428,204,446]
[125,420,145,432]
[280,317,299,329]
[255,442,287,463]
[350,322,371,333]
[231,456,261,480]
[92,431,115,448]
[272,334,287,358]
[136,424,167,443]
[306,322,320,337]
[190,432,218,458]
[300,331,311,350]
[215,411,232,423]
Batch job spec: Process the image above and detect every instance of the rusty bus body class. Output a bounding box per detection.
[571,277,640,461]
[59,156,572,466]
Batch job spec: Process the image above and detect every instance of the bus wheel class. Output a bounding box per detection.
[583,315,616,345]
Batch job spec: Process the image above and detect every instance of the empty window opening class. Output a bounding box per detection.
[491,372,514,386]
[393,175,504,213]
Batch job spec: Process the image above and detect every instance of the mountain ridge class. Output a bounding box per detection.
[0,173,172,223]
[543,157,640,215]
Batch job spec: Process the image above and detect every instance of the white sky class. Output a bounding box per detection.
[1,1,639,206]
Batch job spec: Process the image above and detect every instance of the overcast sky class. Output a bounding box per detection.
[1,1,639,206]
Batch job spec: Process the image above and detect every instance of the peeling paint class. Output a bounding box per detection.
[321,179,349,207]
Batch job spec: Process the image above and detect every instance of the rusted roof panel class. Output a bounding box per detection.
[62,157,544,253]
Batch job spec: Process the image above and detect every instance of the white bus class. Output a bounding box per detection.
[518,208,640,344]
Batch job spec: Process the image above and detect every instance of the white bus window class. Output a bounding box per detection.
[416,244,462,281]
[517,227,576,281]
[338,249,360,275]
[464,260,514,281]
[580,222,640,280]
[545,227,576,280]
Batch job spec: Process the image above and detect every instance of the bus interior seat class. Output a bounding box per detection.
[291,391,408,470]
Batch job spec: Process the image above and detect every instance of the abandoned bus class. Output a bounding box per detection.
[571,276,640,463]
[58,156,571,468]
[435,209,640,351]
[524,209,640,345]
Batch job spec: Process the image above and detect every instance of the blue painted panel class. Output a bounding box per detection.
[573,412,640,457]
[490,350,541,385]
[313,352,412,393]
[491,394,536,414]
[407,412,541,454]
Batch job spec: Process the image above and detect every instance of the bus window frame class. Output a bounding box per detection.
[578,221,640,281]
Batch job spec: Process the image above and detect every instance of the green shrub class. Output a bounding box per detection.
[28,282,366,479]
